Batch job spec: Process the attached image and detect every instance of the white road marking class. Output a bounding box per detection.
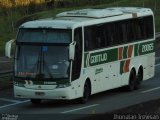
[61,104,99,114]
[141,86,160,93]
[0,98,21,103]
[0,100,30,109]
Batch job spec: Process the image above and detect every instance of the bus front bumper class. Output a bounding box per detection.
[14,86,74,100]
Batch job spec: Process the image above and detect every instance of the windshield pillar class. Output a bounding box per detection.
[71,27,83,81]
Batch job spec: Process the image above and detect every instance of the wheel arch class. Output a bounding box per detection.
[130,66,136,75]
[85,78,92,95]
[137,65,144,81]
[138,65,143,76]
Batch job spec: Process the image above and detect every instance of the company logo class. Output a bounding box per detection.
[85,49,118,67]
[90,53,108,64]
[85,52,108,67]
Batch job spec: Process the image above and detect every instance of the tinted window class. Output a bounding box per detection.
[17,28,72,43]
[84,16,154,51]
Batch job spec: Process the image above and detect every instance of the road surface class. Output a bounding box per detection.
[0,63,160,120]
[0,57,13,72]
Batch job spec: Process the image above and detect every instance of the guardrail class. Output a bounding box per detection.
[156,32,160,39]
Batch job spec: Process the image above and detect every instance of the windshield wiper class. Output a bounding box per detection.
[41,50,54,79]
[35,46,54,79]
[35,47,43,79]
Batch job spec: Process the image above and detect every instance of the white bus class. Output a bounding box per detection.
[6,7,155,104]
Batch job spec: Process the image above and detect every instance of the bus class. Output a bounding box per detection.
[5,7,155,104]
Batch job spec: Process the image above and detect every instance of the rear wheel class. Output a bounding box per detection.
[30,99,41,105]
[127,70,136,91]
[78,81,90,104]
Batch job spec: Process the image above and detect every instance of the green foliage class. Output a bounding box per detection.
[0,0,160,56]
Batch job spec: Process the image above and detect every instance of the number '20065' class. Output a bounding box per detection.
[142,43,154,52]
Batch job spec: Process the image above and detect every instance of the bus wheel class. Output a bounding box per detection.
[127,70,136,91]
[30,99,41,105]
[79,81,90,104]
[135,68,143,89]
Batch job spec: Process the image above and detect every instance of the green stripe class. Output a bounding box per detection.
[120,61,125,74]
[138,41,155,55]
[134,41,154,56]
[84,48,118,67]
[84,53,88,67]
[123,46,128,59]
[134,44,139,56]
[84,40,155,68]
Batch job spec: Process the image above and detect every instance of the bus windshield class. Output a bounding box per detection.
[17,28,71,43]
[15,45,70,79]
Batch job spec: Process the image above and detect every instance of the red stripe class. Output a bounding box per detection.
[118,47,123,60]
[128,45,133,58]
[124,59,130,73]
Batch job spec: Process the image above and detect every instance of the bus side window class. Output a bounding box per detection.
[117,21,123,44]
[105,23,114,46]
[145,16,154,38]
[72,27,82,80]
[96,25,105,48]
[84,26,97,50]
[114,22,122,44]
[127,19,136,42]
[84,27,93,50]
[122,22,127,43]
[140,18,147,39]
[104,23,110,46]
[137,18,145,40]
[110,23,115,45]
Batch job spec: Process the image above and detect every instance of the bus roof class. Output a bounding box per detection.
[20,7,153,29]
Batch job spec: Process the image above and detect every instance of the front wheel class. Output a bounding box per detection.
[78,81,90,104]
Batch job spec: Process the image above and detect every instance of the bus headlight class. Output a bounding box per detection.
[56,83,71,88]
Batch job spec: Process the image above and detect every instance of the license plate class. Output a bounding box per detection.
[35,92,45,96]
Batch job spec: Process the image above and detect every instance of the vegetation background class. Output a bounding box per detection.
[0,0,160,56]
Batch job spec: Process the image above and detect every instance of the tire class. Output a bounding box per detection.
[78,81,90,104]
[135,68,143,89]
[127,70,136,91]
[30,99,41,105]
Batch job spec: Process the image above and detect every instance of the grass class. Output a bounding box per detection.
[0,0,160,56]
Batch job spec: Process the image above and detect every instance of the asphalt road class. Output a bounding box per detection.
[0,63,160,120]
[0,57,13,72]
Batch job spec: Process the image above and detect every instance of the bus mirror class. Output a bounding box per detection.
[69,41,76,60]
[5,39,15,58]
